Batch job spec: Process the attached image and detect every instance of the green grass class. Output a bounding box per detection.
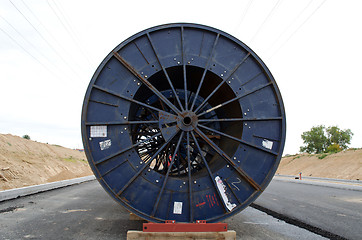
[63,156,77,163]
[63,158,77,163]
[63,156,87,163]
[318,153,328,159]
[293,155,301,160]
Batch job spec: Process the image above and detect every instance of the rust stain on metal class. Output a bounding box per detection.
[120,196,130,203]
[206,134,221,139]
[113,51,180,114]
[195,127,261,191]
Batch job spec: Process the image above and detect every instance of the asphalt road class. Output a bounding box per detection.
[254,178,362,240]
[0,180,325,240]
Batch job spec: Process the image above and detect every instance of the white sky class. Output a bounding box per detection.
[0,0,361,155]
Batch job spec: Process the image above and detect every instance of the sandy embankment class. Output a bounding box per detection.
[0,134,92,190]
[277,149,362,180]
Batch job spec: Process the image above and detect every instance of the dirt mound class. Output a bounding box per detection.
[278,149,362,180]
[0,134,92,190]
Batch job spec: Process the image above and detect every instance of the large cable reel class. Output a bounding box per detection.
[81,23,286,223]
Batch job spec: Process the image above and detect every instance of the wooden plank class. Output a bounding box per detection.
[127,230,236,240]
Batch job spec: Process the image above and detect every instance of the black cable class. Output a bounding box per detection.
[266,0,314,55]
[0,25,58,78]
[0,15,64,73]
[268,0,327,59]
[47,0,94,66]
[19,0,87,71]
[235,0,253,33]
[250,0,282,43]
[9,0,82,78]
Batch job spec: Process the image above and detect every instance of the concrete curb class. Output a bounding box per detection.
[0,175,96,202]
[276,174,360,183]
[273,176,362,192]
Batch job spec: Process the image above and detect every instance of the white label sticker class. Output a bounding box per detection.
[173,202,183,214]
[90,126,107,137]
[99,139,111,150]
[262,139,273,150]
[215,176,237,211]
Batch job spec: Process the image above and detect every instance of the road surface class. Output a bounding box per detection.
[0,180,325,240]
[254,178,362,240]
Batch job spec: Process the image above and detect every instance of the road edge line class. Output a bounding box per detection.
[273,177,362,192]
[0,175,96,202]
[250,203,348,240]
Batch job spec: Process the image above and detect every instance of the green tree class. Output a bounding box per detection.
[22,134,30,140]
[325,144,342,153]
[326,126,353,150]
[300,125,353,154]
[300,125,328,154]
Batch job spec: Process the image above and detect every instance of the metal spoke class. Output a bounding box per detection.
[158,98,166,111]
[146,33,184,111]
[113,51,181,114]
[92,85,163,114]
[145,107,159,121]
[191,132,228,212]
[89,99,118,107]
[95,132,163,165]
[151,132,184,216]
[190,34,220,111]
[193,127,261,191]
[198,124,278,156]
[198,117,282,123]
[186,131,193,221]
[224,179,242,205]
[101,159,128,178]
[116,129,179,197]
[197,82,272,118]
[239,72,263,89]
[86,120,159,126]
[194,52,251,113]
[181,26,188,110]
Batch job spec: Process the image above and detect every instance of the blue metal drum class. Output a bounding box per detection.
[81,23,286,223]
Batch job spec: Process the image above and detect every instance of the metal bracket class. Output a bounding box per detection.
[143,220,228,232]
